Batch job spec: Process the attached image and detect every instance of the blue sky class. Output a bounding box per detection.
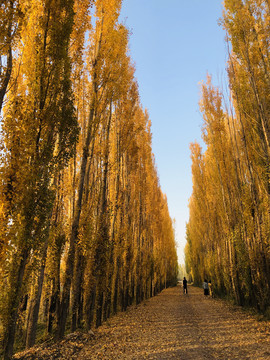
[120,1,227,263]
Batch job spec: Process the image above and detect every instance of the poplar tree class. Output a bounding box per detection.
[1,0,78,357]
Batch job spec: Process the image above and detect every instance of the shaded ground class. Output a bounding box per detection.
[14,286,270,359]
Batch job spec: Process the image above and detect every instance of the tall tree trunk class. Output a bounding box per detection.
[94,102,112,327]
[57,22,103,338]
[0,45,12,113]
[0,0,13,112]
[57,104,95,338]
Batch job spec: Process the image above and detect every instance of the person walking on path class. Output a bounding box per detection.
[183,277,188,294]
[203,279,209,296]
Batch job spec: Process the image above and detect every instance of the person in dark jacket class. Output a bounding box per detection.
[183,277,188,294]
[203,279,209,296]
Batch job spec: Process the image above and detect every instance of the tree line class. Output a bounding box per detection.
[186,0,270,313]
[0,1,178,358]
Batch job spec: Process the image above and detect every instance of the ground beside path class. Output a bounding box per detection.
[14,286,270,359]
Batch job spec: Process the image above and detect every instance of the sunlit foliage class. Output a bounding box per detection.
[186,0,270,313]
[0,1,178,358]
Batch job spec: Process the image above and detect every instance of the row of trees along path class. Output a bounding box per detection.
[0,1,178,359]
[14,286,270,360]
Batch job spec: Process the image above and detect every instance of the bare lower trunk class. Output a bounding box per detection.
[48,278,58,334]
[3,247,29,360]
[71,251,84,331]
[112,258,119,314]
[26,238,48,348]
[95,286,104,328]
[87,286,96,329]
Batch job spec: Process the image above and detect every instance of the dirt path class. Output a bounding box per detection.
[14,286,270,359]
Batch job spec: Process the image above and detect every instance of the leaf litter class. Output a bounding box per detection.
[13,286,270,359]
